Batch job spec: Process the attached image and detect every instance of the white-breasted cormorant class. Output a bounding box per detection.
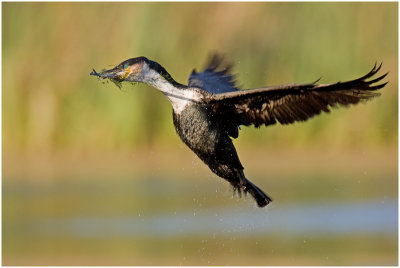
[90,54,387,207]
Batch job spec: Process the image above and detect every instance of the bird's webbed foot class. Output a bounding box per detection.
[232,184,249,199]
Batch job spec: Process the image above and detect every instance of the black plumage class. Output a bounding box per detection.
[91,54,387,207]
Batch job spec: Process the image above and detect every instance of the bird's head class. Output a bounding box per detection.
[90,57,152,87]
[91,56,182,90]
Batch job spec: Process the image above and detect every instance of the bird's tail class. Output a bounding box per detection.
[234,173,272,207]
[244,180,272,207]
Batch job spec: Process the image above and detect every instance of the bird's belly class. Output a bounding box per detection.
[173,104,219,155]
[172,104,244,177]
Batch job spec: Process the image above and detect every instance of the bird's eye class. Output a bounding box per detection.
[123,64,128,69]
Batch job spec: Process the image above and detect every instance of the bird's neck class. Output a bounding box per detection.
[141,62,184,91]
[140,63,203,112]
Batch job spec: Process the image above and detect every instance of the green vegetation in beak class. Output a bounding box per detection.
[90,68,123,89]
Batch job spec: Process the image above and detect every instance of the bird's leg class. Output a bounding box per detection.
[237,170,249,190]
[230,170,250,198]
[230,169,272,206]
[232,185,242,198]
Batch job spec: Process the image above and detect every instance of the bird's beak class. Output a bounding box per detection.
[90,67,120,79]
[91,67,124,89]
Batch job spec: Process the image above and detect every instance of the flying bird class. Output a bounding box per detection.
[90,54,387,207]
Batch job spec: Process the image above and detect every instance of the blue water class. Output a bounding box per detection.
[36,199,397,238]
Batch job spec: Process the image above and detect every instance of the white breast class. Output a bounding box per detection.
[167,89,202,113]
[141,64,204,113]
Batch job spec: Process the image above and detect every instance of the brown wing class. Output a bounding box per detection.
[206,63,388,128]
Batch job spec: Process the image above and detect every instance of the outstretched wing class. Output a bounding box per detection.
[188,53,239,94]
[206,64,388,128]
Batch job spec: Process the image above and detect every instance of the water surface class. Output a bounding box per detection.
[36,199,397,237]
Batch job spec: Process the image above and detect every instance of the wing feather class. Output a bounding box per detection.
[188,53,239,94]
[206,64,387,128]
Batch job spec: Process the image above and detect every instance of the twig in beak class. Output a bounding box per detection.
[90,69,100,77]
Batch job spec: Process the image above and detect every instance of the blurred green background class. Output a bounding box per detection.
[2,2,398,265]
